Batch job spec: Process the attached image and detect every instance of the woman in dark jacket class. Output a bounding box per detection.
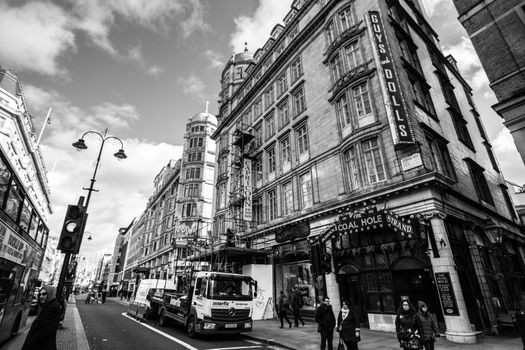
[337,300,360,350]
[22,285,61,350]
[395,299,422,350]
[416,301,439,350]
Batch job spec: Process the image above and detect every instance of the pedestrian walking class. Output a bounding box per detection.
[395,298,423,350]
[291,287,305,327]
[316,296,336,350]
[101,289,107,304]
[85,291,91,304]
[416,301,440,350]
[22,285,61,350]
[91,289,99,304]
[337,300,360,350]
[277,290,292,328]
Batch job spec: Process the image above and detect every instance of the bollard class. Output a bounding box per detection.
[513,311,525,350]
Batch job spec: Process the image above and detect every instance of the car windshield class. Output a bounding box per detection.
[208,278,252,300]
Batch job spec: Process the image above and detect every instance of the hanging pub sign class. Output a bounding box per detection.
[275,222,310,243]
[435,272,460,316]
[368,11,415,146]
[243,158,253,221]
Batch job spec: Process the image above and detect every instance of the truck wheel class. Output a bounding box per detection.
[187,316,196,338]
[159,310,167,327]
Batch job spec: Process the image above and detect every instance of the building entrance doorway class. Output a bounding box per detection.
[337,264,366,326]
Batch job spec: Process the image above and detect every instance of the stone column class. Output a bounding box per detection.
[429,215,478,344]
[325,272,340,316]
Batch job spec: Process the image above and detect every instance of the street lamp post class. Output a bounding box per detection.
[57,128,127,300]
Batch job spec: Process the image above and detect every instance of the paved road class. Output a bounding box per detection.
[76,295,284,350]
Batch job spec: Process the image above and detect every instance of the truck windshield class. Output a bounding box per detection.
[209,278,252,300]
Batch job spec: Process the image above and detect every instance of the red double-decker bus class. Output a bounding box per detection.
[0,152,49,343]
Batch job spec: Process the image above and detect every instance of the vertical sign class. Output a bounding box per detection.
[368,11,415,146]
[435,272,460,316]
[243,158,253,222]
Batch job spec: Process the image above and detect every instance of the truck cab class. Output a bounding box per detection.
[157,271,257,337]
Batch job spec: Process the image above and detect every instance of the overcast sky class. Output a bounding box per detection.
[1,0,523,266]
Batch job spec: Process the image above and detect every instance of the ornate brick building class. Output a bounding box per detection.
[211,0,524,343]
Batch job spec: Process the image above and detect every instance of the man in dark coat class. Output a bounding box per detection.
[315,296,336,350]
[22,285,61,350]
[277,290,292,328]
[291,288,305,327]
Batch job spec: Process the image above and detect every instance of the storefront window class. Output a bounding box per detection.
[281,261,321,311]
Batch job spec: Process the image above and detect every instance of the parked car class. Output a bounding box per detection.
[28,288,41,315]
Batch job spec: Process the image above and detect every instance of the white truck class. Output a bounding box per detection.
[147,270,257,337]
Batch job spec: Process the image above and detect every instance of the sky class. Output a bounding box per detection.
[0,0,524,266]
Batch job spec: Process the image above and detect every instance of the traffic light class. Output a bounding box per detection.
[310,242,321,274]
[58,204,86,253]
[320,253,332,274]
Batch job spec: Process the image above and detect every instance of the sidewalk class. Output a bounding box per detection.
[4,295,89,350]
[246,319,524,350]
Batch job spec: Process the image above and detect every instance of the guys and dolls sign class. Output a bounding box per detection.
[368,11,415,146]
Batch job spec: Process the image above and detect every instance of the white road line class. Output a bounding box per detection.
[205,347,261,350]
[244,340,262,345]
[121,312,198,350]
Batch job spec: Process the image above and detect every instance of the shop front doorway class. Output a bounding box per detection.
[338,264,366,326]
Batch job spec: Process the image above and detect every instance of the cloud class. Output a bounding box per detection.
[204,50,224,69]
[229,0,293,53]
[127,45,164,77]
[177,74,206,100]
[179,0,210,39]
[492,129,525,184]
[420,0,447,17]
[24,86,183,263]
[0,1,76,76]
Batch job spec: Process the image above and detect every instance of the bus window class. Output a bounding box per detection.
[19,198,31,234]
[0,258,23,306]
[36,221,45,245]
[42,228,49,248]
[5,182,22,223]
[0,158,10,205]
[28,212,38,240]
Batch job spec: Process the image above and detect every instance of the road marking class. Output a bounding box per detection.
[244,340,262,345]
[121,312,199,350]
[206,347,261,350]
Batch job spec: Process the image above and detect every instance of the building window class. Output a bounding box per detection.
[292,86,306,117]
[288,25,299,42]
[484,142,500,172]
[278,99,289,129]
[186,167,201,179]
[296,124,309,155]
[253,197,263,225]
[344,146,360,190]
[336,94,352,129]
[450,111,474,149]
[353,82,373,121]
[216,183,226,208]
[466,159,494,205]
[398,36,423,74]
[267,147,276,174]
[500,185,517,219]
[280,136,291,171]
[254,122,262,147]
[184,184,200,197]
[275,43,285,56]
[473,113,488,141]
[265,85,275,110]
[326,21,336,44]
[254,98,263,118]
[409,77,436,116]
[265,113,275,139]
[282,181,293,215]
[330,54,344,82]
[277,72,288,97]
[338,7,355,31]
[268,189,278,221]
[254,155,263,184]
[290,56,303,84]
[362,138,386,183]
[188,152,202,162]
[345,41,363,70]
[437,72,460,111]
[425,135,455,179]
[299,171,313,209]
[182,203,197,217]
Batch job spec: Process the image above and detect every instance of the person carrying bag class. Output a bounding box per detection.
[337,300,360,350]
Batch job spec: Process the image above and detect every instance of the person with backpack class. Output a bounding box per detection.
[291,287,305,327]
[316,296,336,350]
[277,290,292,328]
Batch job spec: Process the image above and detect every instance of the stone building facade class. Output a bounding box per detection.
[452,0,525,165]
[211,0,524,343]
